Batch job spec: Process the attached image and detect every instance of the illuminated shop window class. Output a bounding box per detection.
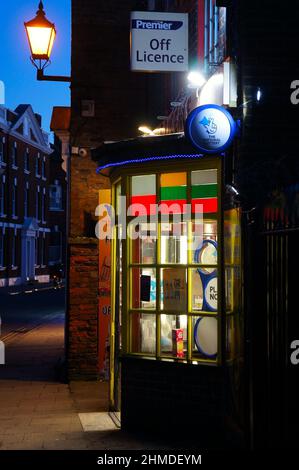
[113,166,233,365]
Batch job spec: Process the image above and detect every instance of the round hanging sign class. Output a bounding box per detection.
[185,104,237,154]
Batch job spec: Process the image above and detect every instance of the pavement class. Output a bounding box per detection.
[0,295,168,450]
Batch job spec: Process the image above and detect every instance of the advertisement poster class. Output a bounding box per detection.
[163,269,186,311]
[98,189,111,379]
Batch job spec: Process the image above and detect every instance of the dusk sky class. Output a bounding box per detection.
[0,0,71,137]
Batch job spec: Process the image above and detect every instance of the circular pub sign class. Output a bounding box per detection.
[185,104,237,154]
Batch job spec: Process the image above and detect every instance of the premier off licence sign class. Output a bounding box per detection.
[130,11,188,72]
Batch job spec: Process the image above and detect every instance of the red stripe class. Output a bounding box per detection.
[159,200,187,214]
[129,195,157,215]
[192,198,218,213]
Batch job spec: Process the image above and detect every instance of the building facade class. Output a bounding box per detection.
[0,104,66,287]
[66,0,299,448]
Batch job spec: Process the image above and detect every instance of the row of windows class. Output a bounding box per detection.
[0,232,47,268]
[0,140,47,178]
[0,180,63,218]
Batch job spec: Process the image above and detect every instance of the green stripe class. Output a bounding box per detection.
[161,186,187,200]
[191,184,217,199]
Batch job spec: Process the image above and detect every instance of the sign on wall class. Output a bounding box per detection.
[130,11,188,72]
[185,104,237,154]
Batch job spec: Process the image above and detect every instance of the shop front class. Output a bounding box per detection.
[93,118,244,445]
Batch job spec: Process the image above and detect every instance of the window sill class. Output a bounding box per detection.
[11,266,18,271]
[0,267,6,271]
[0,162,6,167]
[12,216,18,220]
[35,174,41,179]
[0,214,7,218]
[49,208,63,212]
[12,165,18,170]
[24,170,30,175]
[35,265,40,268]
[40,265,47,269]
[42,177,46,181]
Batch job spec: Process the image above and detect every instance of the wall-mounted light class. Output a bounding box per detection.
[138,126,165,136]
[24,2,71,82]
[256,87,262,102]
[187,71,206,89]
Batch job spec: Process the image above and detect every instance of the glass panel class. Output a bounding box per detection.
[160,314,187,358]
[191,169,217,214]
[160,172,187,214]
[130,174,156,216]
[160,268,187,311]
[131,313,156,355]
[192,220,217,268]
[225,267,241,313]
[130,223,157,264]
[191,269,218,312]
[161,222,187,264]
[192,316,218,360]
[224,208,241,265]
[131,267,156,309]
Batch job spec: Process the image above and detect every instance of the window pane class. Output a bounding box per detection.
[131,267,156,309]
[130,174,156,216]
[225,267,241,313]
[161,314,187,358]
[130,223,156,264]
[192,220,217,267]
[191,169,217,213]
[161,222,187,264]
[131,313,156,355]
[160,172,187,214]
[191,269,218,312]
[160,268,187,311]
[192,316,218,360]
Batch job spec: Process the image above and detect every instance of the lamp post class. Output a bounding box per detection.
[24,1,71,82]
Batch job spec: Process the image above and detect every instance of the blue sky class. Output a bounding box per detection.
[0,0,71,136]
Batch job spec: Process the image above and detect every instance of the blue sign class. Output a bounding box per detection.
[185,104,237,154]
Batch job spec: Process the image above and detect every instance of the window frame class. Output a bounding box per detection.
[111,158,224,366]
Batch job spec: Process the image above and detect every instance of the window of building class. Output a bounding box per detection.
[115,167,223,364]
[12,143,18,167]
[12,179,17,217]
[36,190,40,220]
[35,236,39,266]
[24,149,30,171]
[49,228,62,265]
[42,156,46,178]
[11,234,16,267]
[35,153,40,176]
[41,190,45,222]
[24,187,29,218]
[0,231,4,267]
[0,137,5,163]
[0,177,5,216]
[204,0,227,69]
[40,235,46,266]
[49,184,62,210]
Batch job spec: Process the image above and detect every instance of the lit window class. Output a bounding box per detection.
[124,169,220,364]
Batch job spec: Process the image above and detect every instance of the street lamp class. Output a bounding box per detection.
[24,1,71,82]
